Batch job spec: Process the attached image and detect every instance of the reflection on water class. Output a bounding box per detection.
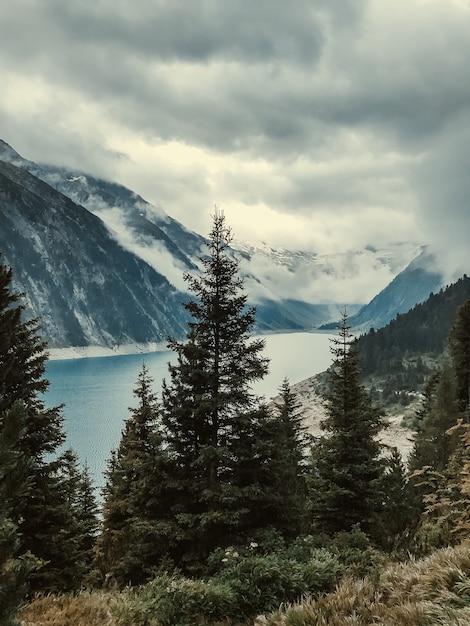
[44,332,332,493]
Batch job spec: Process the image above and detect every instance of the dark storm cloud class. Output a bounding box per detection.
[0,0,469,275]
[0,1,356,155]
[0,0,325,160]
[2,1,467,155]
[0,0,325,64]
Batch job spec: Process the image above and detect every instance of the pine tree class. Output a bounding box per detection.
[408,363,459,475]
[0,402,36,626]
[408,301,470,550]
[267,378,309,537]
[0,255,95,592]
[379,446,416,548]
[160,210,279,570]
[96,364,173,586]
[308,310,385,539]
[54,450,99,588]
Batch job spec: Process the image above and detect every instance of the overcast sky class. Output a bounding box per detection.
[0,0,469,278]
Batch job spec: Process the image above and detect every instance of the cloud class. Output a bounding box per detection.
[91,205,193,292]
[410,111,470,283]
[0,0,468,286]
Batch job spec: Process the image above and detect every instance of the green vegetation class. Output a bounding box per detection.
[2,215,470,624]
[308,311,385,541]
[95,363,171,586]
[0,401,36,626]
[0,254,99,622]
[356,274,470,407]
[261,542,470,626]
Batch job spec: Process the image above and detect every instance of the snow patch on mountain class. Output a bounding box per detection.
[234,239,423,305]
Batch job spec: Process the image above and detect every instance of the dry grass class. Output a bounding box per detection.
[18,543,470,626]
[20,591,118,626]
[259,542,470,626]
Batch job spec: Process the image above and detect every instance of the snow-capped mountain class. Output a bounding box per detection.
[0,140,420,308]
[232,239,422,307]
[0,139,439,350]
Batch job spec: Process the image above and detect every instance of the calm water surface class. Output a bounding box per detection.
[44,332,332,492]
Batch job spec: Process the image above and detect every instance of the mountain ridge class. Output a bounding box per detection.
[0,158,190,347]
[0,139,446,350]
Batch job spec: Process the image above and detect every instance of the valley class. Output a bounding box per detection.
[0,139,438,352]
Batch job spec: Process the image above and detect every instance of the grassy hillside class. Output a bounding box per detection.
[262,542,470,626]
[20,542,470,626]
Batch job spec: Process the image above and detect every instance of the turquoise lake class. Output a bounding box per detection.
[44,332,333,493]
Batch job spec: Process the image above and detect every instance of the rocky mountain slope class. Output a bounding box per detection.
[344,248,444,332]
[0,142,360,347]
[0,159,190,347]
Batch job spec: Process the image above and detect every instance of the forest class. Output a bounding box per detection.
[1,212,470,626]
[356,274,470,408]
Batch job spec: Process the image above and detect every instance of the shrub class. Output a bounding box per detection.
[214,551,341,618]
[331,526,386,579]
[112,548,343,625]
[112,573,237,626]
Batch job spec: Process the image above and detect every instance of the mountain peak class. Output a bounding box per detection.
[0,139,28,167]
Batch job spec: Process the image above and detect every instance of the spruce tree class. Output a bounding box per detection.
[0,255,95,592]
[54,450,99,588]
[379,446,416,548]
[408,363,460,475]
[408,300,470,549]
[0,402,36,626]
[267,378,309,537]
[97,364,172,586]
[308,310,385,540]
[160,210,277,570]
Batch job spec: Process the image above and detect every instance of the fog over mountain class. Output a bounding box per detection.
[0,139,461,350]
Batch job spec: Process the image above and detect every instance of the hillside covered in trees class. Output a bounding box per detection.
[1,213,470,626]
[355,274,470,406]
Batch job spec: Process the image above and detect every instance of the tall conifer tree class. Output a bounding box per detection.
[0,255,96,591]
[408,363,459,475]
[161,210,276,569]
[308,310,385,539]
[449,300,470,417]
[0,402,36,625]
[267,378,309,537]
[408,300,470,549]
[97,364,172,585]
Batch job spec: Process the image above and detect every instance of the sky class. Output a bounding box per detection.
[0,0,469,279]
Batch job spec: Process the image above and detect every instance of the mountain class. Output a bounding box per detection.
[342,249,444,331]
[282,276,470,462]
[232,239,421,310]
[317,247,447,333]
[0,141,352,347]
[0,158,190,347]
[350,274,470,409]
[1,139,420,309]
[0,139,429,349]
[357,274,470,376]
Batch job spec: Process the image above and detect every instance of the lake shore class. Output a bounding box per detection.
[47,341,170,361]
[46,329,332,361]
